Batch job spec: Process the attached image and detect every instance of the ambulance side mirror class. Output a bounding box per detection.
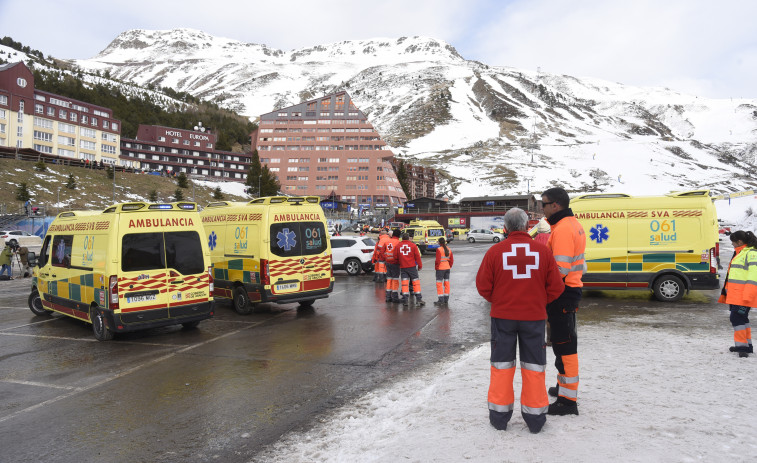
[28,252,37,267]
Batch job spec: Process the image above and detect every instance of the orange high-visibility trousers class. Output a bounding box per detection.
[488,318,549,433]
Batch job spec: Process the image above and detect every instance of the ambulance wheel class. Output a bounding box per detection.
[28,290,50,316]
[653,275,684,302]
[233,286,254,315]
[181,321,201,329]
[468,237,475,243]
[91,308,114,341]
[344,258,362,276]
[298,299,315,308]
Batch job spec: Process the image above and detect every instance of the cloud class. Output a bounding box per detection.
[467,0,757,97]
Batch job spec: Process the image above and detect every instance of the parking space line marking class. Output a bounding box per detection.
[0,332,99,342]
[0,311,289,424]
[0,379,83,391]
[0,318,60,332]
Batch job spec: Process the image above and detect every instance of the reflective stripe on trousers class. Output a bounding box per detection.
[435,269,450,297]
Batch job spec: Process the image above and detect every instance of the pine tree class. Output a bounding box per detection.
[148,190,158,202]
[34,160,46,172]
[106,166,114,180]
[65,174,77,189]
[395,160,411,200]
[212,187,224,200]
[173,188,184,201]
[260,165,281,197]
[177,172,189,189]
[245,149,263,195]
[15,182,30,202]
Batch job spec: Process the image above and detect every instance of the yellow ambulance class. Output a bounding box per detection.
[404,219,445,254]
[200,196,334,314]
[570,190,720,302]
[27,202,214,341]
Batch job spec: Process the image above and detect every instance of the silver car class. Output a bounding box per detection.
[466,229,504,243]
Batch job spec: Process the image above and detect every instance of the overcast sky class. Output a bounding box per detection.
[1,0,755,98]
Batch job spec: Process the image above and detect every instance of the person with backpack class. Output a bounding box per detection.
[719,230,757,358]
[434,237,454,305]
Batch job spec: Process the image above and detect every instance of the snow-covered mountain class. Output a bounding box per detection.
[70,28,757,199]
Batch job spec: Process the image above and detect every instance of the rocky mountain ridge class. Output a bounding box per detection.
[63,28,757,199]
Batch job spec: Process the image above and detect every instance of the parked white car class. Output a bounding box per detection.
[466,229,505,243]
[1,230,43,248]
[330,236,375,275]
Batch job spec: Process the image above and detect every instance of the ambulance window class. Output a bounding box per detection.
[428,229,443,237]
[39,235,51,267]
[122,233,165,272]
[269,221,327,257]
[165,231,204,275]
[51,235,73,268]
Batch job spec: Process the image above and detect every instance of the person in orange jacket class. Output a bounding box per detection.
[719,230,757,357]
[541,187,586,416]
[372,230,390,283]
[384,229,402,303]
[398,232,424,306]
[434,237,454,305]
[476,208,565,433]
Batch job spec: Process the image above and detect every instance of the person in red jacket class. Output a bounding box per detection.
[434,237,454,305]
[384,229,402,303]
[398,232,425,306]
[476,208,564,434]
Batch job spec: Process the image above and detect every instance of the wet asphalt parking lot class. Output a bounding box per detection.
[0,237,730,462]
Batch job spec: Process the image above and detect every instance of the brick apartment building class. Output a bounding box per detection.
[250,91,410,210]
[0,62,121,164]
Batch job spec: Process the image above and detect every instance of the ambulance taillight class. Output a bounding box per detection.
[261,259,270,286]
[709,246,718,274]
[109,275,119,310]
[207,266,214,295]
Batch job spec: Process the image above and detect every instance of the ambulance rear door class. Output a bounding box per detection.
[268,219,329,296]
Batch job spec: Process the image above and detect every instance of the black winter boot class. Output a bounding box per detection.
[547,397,578,416]
[548,384,559,398]
[729,346,738,352]
[739,352,749,358]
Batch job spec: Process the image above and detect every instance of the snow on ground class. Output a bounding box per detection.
[254,197,757,463]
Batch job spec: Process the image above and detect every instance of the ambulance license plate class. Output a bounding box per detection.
[275,283,298,292]
[127,294,157,303]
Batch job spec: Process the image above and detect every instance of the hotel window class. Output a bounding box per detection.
[288,167,298,172]
[0,95,7,105]
[81,115,88,124]
[172,138,179,144]
[70,112,77,122]
[33,131,53,142]
[59,109,67,119]
[92,117,97,126]
[112,122,118,131]
[81,127,96,138]
[34,117,54,129]
[57,148,75,157]
[0,109,4,119]
[58,135,76,146]
[102,144,116,154]
[0,123,5,134]
[328,158,339,163]
[194,141,200,146]
[158,136,165,142]
[298,176,308,181]
[102,133,117,142]
[34,144,53,154]
[102,120,108,128]
[35,104,43,114]
[59,122,76,134]
[79,140,95,150]
[183,140,189,145]
[206,143,212,148]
